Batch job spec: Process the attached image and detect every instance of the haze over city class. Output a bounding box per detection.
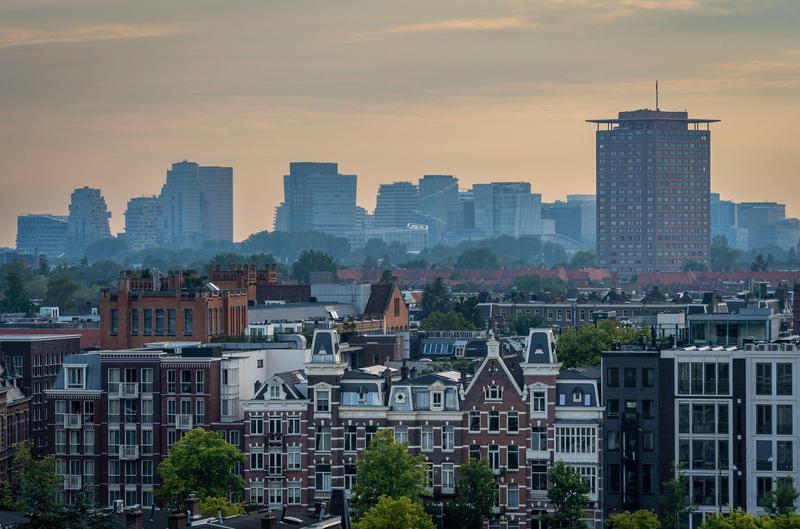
[1,0,799,246]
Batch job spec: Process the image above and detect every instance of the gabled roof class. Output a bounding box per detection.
[363,281,398,317]
[396,372,460,387]
[558,365,601,381]
[255,370,307,400]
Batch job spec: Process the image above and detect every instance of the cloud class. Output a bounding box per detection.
[354,16,538,40]
[0,24,176,48]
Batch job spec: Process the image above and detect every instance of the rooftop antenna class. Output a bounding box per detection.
[656,80,659,111]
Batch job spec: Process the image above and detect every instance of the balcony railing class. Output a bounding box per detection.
[64,414,82,429]
[119,445,139,460]
[314,489,332,500]
[526,448,550,461]
[268,433,284,445]
[119,382,139,399]
[64,475,82,490]
[176,414,193,430]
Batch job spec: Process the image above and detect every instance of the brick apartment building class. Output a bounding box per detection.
[0,334,80,455]
[242,329,604,529]
[207,264,278,303]
[99,270,249,349]
[0,364,30,483]
[362,280,409,333]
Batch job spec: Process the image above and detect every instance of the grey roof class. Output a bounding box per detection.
[525,330,558,364]
[558,366,601,381]
[555,382,598,407]
[248,303,358,323]
[255,370,307,400]
[398,373,460,387]
[51,353,102,390]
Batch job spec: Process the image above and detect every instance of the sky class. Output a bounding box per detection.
[1,0,799,246]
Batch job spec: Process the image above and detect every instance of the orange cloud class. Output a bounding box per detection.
[0,24,176,48]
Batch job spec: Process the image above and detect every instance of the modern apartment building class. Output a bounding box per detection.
[0,363,30,483]
[15,214,69,258]
[374,182,419,228]
[242,329,604,529]
[158,161,207,247]
[65,187,112,256]
[198,166,234,242]
[589,109,718,275]
[473,182,542,238]
[282,162,357,234]
[124,196,162,251]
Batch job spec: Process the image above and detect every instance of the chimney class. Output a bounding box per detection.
[125,508,143,529]
[184,493,201,520]
[254,380,262,394]
[261,514,278,529]
[166,512,186,529]
[400,359,408,381]
[409,366,417,379]
[459,368,467,389]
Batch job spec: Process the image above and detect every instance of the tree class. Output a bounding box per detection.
[763,478,800,516]
[156,428,245,511]
[555,320,642,367]
[710,236,740,271]
[444,459,496,529]
[354,496,435,529]
[511,313,543,336]
[512,274,566,296]
[455,247,499,269]
[290,250,338,283]
[570,251,597,269]
[44,269,83,313]
[607,510,661,529]
[420,277,451,318]
[419,311,475,332]
[200,496,245,518]
[540,461,590,529]
[0,270,32,314]
[452,296,484,329]
[350,429,429,517]
[660,470,694,529]
[683,260,708,272]
[699,509,760,529]
[751,254,768,271]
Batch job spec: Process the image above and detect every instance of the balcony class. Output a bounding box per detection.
[527,449,550,461]
[555,451,599,464]
[441,486,455,496]
[176,414,193,430]
[119,445,139,460]
[119,383,139,399]
[314,489,332,500]
[64,475,82,490]
[64,414,82,429]
[268,433,284,445]
[530,490,549,500]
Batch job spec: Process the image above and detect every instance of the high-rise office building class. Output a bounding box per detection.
[16,214,69,258]
[567,194,597,247]
[158,161,206,247]
[282,162,357,234]
[198,166,233,242]
[418,175,459,227]
[65,187,112,256]
[710,193,748,251]
[737,202,786,250]
[124,196,162,251]
[473,182,541,238]
[374,182,418,228]
[589,109,718,274]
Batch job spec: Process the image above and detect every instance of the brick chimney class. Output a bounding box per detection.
[261,514,278,529]
[184,493,201,520]
[125,508,143,529]
[166,512,186,529]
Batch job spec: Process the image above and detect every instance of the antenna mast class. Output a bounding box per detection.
[656,80,659,111]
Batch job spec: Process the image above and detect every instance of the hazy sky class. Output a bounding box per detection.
[1,0,799,246]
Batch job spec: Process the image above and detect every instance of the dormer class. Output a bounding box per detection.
[524,328,558,364]
[430,382,445,411]
[484,384,503,402]
[65,364,87,390]
[265,379,284,400]
[305,329,347,378]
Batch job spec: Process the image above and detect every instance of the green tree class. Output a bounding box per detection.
[354,495,435,529]
[452,296,484,329]
[763,478,800,516]
[156,428,245,511]
[683,260,708,272]
[0,270,32,314]
[512,274,566,296]
[200,496,245,518]
[710,236,741,271]
[455,247,499,269]
[419,311,475,332]
[555,320,641,367]
[350,429,429,517]
[420,277,451,318]
[511,313,544,336]
[751,254,768,271]
[698,509,760,529]
[44,269,83,313]
[15,441,59,518]
[542,461,590,529]
[444,459,496,529]
[607,510,661,529]
[761,512,800,529]
[660,470,694,529]
[570,251,597,269]
[290,250,338,283]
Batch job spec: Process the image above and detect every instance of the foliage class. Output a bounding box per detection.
[0,481,23,511]
[542,461,590,529]
[156,428,245,511]
[660,470,694,529]
[83,238,129,263]
[240,230,351,261]
[354,495,435,529]
[751,254,768,272]
[452,296,485,328]
[511,312,544,336]
[209,252,276,268]
[761,513,800,529]
[699,509,761,529]
[420,277,451,318]
[512,274,567,295]
[290,250,338,283]
[419,310,475,332]
[350,429,429,517]
[400,258,430,269]
[444,459,496,529]
[44,268,85,312]
[763,478,800,516]
[200,496,246,518]
[0,270,33,314]
[607,510,661,529]
[683,260,708,272]
[710,235,741,271]
[556,320,642,367]
[455,247,500,269]
[570,251,597,268]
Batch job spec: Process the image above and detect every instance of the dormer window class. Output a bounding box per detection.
[485,385,503,401]
[66,366,85,390]
[395,392,406,404]
[431,390,443,410]
[572,388,583,403]
[268,383,281,400]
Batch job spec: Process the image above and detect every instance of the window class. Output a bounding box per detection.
[642,399,654,419]
[607,368,619,387]
[432,390,443,410]
[469,444,481,460]
[268,448,282,475]
[704,363,717,394]
[250,417,264,435]
[678,362,690,394]
[166,370,176,394]
[66,367,84,389]
[532,465,548,491]
[691,363,703,394]
[229,431,240,448]
[556,426,597,454]
[316,390,330,413]
[643,431,655,451]
[288,483,301,505]
[345,425,357,451]
[110,309,119,334]
[692,403,715,434]
[183,308,193,334]
[180,370,192,393]
[718,363,730,394]
[757,405,772,435]
[607,399,619,418]
[316,465,331,492]
[315,426,331,452]
[508,412,519,433]
[251,482,264,505]
[84,429,95,454]
[250,446,264,469]
[777,364,792,395]
[130,309,139,334]
[288,446,301,470]
[572,388,583,403]
[624,368,636,387]
[442,463,454,490]
[533,391,546,413]
[469,411,481,432]
[345,464,357,491]
[642,464,654,495]
[642,368,655,387]
[443,425,454,451]
[507,483,520,509]
[756,363,772,395]
[508,445,519,470]
[757,440,773,471]
[366,425,377,447]
[288,415,301,435]
[394,426,409,445]
[141,368,153,393]
[485,385,502,400]
[607,464,620,494]
[155,309,164,334]
[195,399,205,425]
[777,405,793,435]
[141,460,153,486]
[777,441,793,471]
[268,480,282,505]
[718,403,729,434]
[488,411,500,433]
[489,445,499,470]
[421,426,433,452]
[196,371,205,394]
[141,429,152,453]
[143,309,152,334]
[531,426,547,451]
[167,309,176,334]
[607,431,619,451]
[757,477,773,507]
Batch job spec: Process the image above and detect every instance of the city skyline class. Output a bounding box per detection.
[1,0,799,247]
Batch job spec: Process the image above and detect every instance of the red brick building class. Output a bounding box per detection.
[362,280,409,333]
[99,270,249,349]
[0,369,30,484]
